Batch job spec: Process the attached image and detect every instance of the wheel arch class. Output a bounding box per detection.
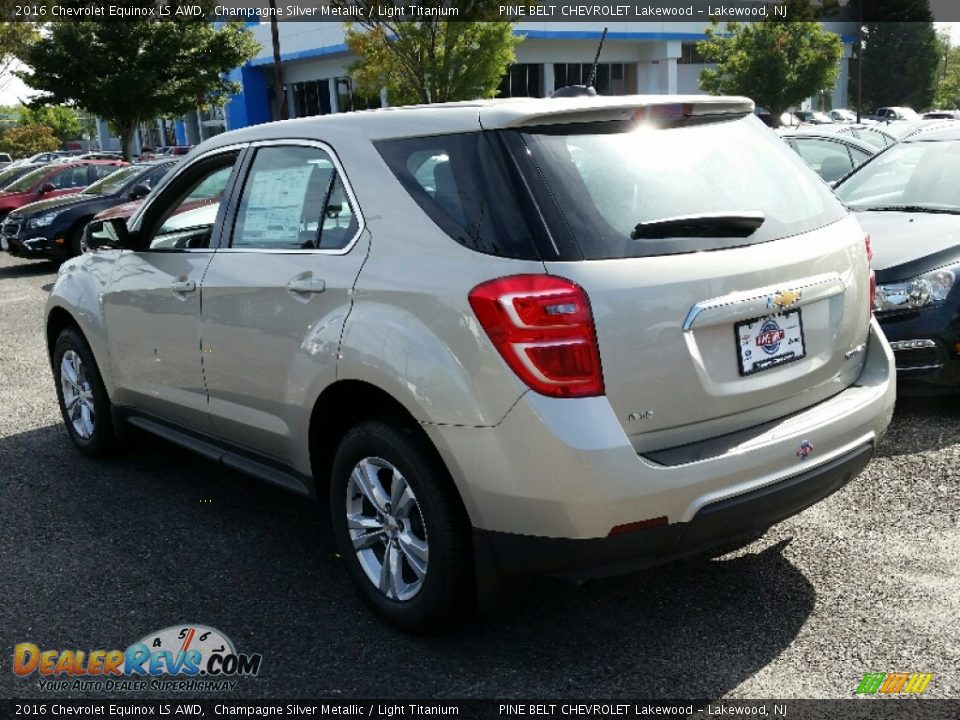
[307,379,473,524]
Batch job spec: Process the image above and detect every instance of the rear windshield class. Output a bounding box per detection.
[519,114,847,259]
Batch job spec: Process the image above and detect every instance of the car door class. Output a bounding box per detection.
[43,165,94,199]
[101,147,245,431]
[199,141,368,462]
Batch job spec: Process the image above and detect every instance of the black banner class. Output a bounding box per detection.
[3,700,960,720]
[6,1,960,23]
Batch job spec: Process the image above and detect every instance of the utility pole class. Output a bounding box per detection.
[269,0,287,120]
[856,0,863,122]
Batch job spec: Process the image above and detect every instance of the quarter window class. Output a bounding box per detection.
[231,145,359,251]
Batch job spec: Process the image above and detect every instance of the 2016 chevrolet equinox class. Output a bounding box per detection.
[46,96,896,631]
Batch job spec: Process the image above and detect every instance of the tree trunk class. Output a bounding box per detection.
[117,121,136,162]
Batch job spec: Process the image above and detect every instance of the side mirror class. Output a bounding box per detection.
[39,182,56,195]
[129,183,150,200]
[86,217,134,250]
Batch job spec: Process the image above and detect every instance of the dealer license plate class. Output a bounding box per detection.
[735,310,806,376]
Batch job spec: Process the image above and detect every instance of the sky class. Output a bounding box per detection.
[0,21,958,108]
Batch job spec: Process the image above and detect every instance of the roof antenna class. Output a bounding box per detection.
[550,26,607,98]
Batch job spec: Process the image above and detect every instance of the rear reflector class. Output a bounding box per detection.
[468,274,604,398]
[608,516,669,537]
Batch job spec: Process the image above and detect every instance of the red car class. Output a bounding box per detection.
[0,160,126,219]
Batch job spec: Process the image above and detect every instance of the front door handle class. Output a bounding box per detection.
[170,279,196,294]
[287,277,326,295]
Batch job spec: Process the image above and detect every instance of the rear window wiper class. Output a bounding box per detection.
[862,204,960,214]
[631,211,765,240]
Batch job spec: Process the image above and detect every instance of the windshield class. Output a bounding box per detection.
[520,114,846,258]
[4,166,50,193]
[835,140,960,212]
[0,165,33,189]
[83,165,141,195]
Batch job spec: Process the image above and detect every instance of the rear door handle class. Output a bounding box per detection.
[287,277,326,295]
[170,280,196,294]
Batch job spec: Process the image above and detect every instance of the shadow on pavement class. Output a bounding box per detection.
[1,423,815,699]
[0,260,57,278]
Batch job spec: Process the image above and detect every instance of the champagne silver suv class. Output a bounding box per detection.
[46,96,895,631]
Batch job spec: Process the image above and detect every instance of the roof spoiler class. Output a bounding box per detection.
[489,98,755,129]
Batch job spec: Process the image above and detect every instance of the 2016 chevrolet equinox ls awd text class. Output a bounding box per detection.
[46,96,895,631]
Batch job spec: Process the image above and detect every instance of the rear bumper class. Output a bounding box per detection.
[474,442,873,580]
[425,318,894,564]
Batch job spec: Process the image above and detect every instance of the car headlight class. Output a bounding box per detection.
[29,211,59,228]
[874,266,956,312]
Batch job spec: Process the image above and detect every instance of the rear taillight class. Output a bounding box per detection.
[866,234,876,317]
[468,274,604,398]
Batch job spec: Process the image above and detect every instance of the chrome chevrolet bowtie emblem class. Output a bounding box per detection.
[768,289,802,310]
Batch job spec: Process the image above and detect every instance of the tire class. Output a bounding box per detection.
[67,221,88,258]
[52,327,116,457]
[330,419,473,632]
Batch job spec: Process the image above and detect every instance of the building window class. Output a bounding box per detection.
[554,63,636,95]
[497,64,544,98]
[679,43,707,65]
[335,77,378,112]
[289,80,332,119]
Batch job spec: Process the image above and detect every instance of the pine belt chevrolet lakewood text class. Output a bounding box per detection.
[46,95,896,631]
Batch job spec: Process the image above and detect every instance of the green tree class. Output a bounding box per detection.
[0,123,57,157]
[935,41,960,110]
[18,105,81,143]
[342,1,522,106]
[860,0,939,111]
[17,15,259,159]
[698,21,842,125]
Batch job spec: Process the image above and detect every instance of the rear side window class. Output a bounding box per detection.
[376,133,541,260]
[518,114,847,259]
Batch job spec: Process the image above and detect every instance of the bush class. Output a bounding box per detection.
[0,124,59,158]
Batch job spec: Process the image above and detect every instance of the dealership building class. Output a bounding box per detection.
[101,20,858,150]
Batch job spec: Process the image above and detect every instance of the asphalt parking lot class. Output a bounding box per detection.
[1,252,958,700]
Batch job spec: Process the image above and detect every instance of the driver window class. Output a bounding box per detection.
[148,160,236,250]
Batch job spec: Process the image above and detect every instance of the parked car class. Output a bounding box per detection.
[47,96,894,630]
[0,152,12,168]
[785,122,898,151]
[794,110,834,125]
[829,109,859,123]
[0,160,126,228]
[7,150,78,169]
[874,106,920,122]
[778,130,877,184]
[921,110,960,120]
[834,126,960,394]
[3,160,175,260]
[54,152,123,163]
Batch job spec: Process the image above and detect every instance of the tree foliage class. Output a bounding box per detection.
[698,20,842,123]
[0,123,57,157]
[17,13,259,159]
[0,2,40,90]
[859,0,939,111]
[342,1,521,106]
[935,39,960,110]
[18,104,81,142]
